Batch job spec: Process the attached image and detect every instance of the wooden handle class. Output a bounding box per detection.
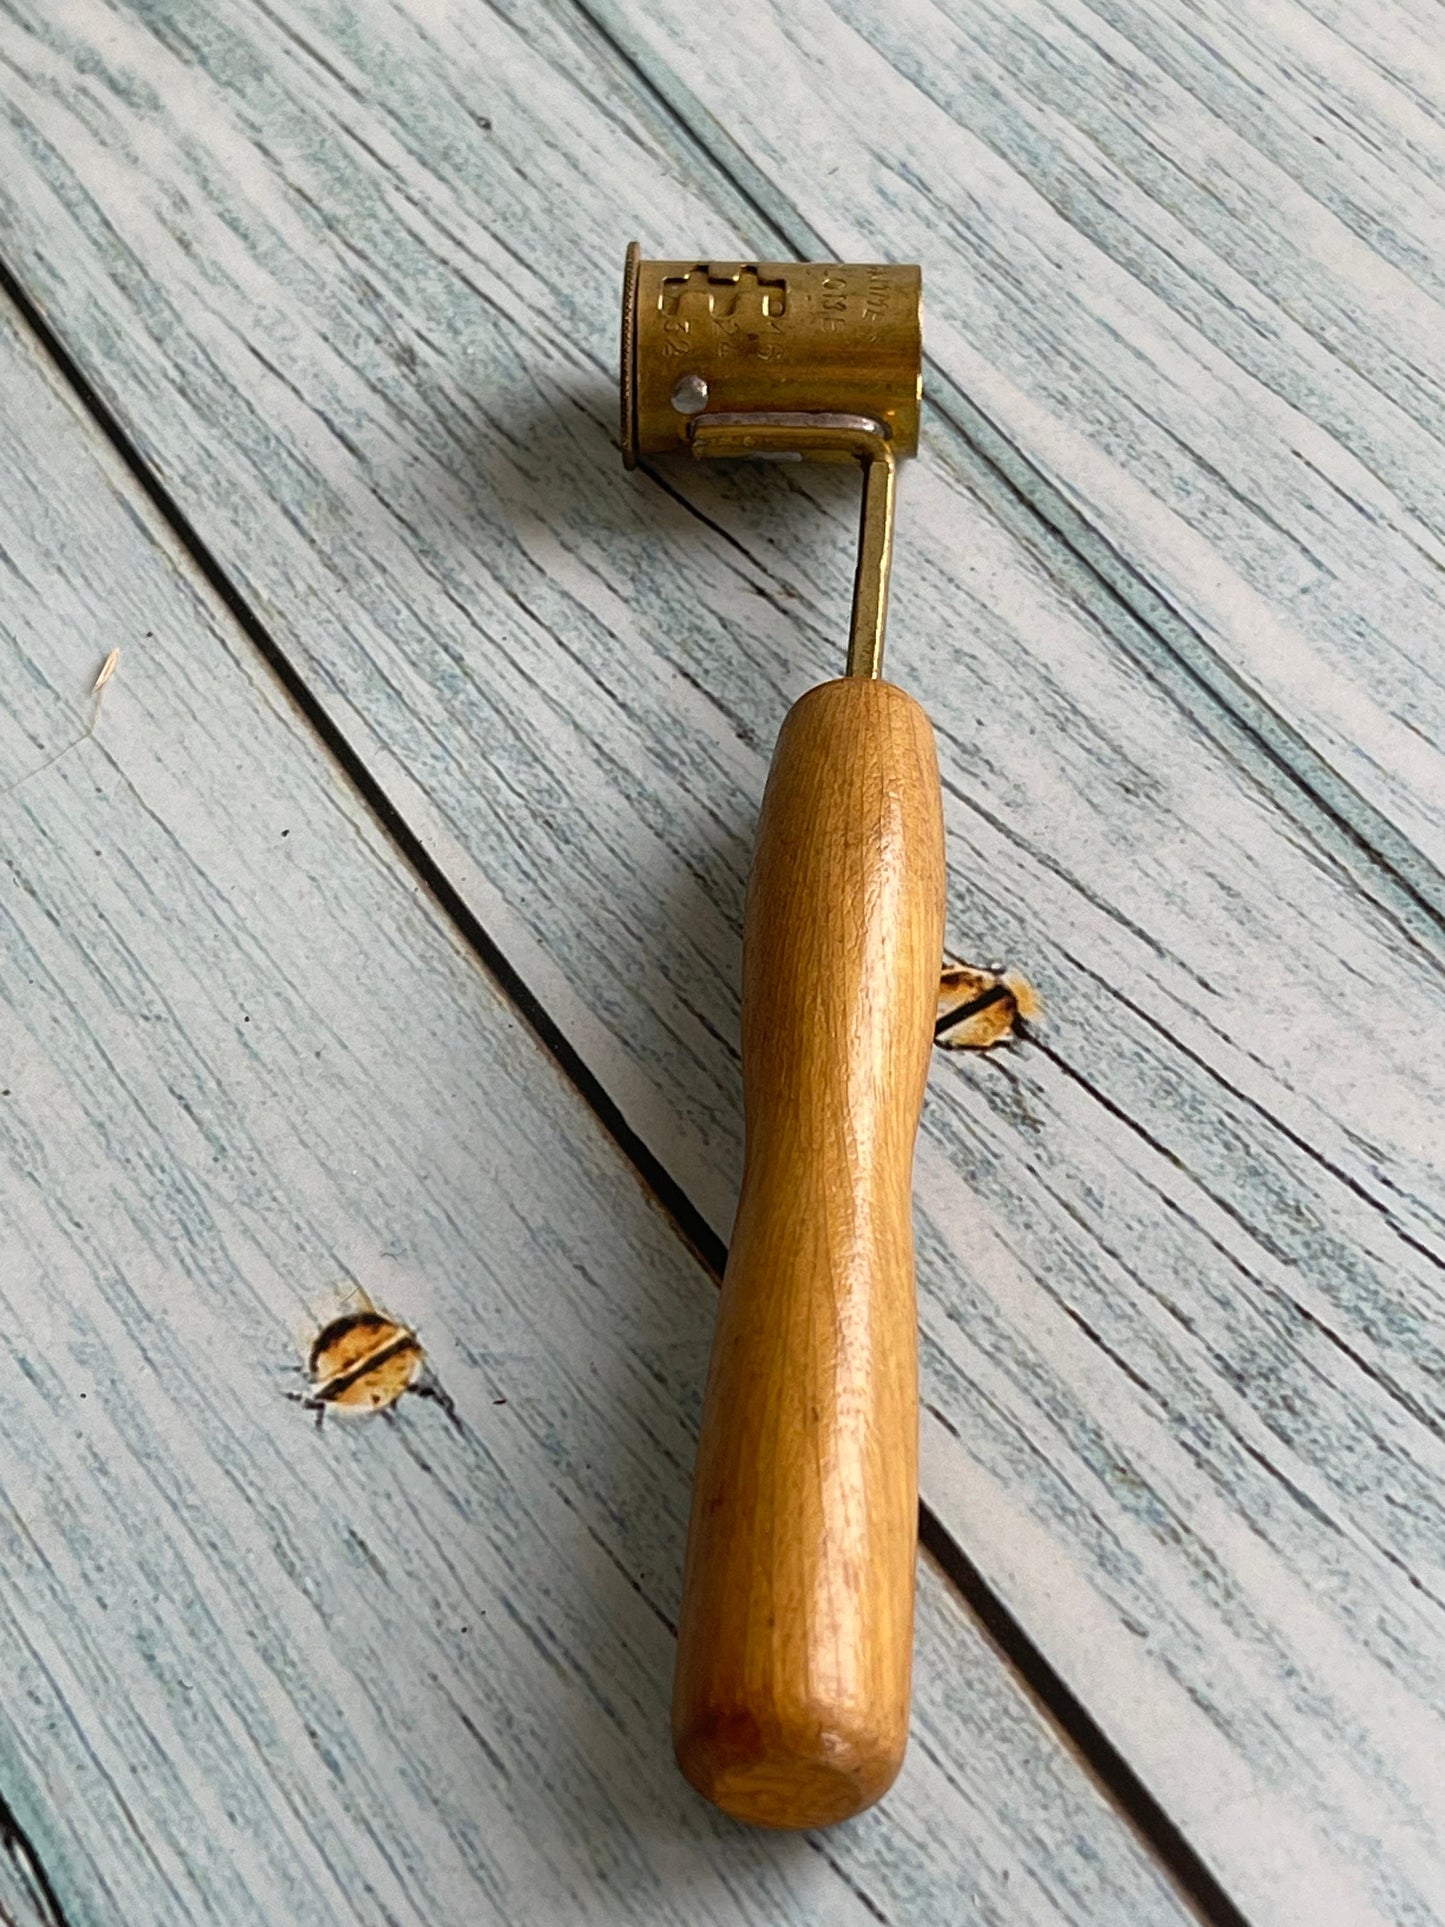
[672,677,946,1829]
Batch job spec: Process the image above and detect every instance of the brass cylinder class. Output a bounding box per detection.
[622,245,921,467]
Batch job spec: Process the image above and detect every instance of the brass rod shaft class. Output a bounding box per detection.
[845,447,896,680]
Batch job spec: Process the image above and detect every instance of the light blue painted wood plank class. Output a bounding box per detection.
[588,0,1445,888]
[1,3,1443,1920]
[0,299,1196,1922]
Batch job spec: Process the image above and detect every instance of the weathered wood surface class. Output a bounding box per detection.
[1,0,1443,1919]
[0,297,1198,1924]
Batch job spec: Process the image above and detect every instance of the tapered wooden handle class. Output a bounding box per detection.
[672,677,946,1829]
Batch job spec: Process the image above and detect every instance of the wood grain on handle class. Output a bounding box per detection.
[673,678,947,1830]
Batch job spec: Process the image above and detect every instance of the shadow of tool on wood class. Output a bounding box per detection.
[410,366,769,1200]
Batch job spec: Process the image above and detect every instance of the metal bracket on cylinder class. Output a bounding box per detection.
[621,244,920,684]
[688,412,896,680]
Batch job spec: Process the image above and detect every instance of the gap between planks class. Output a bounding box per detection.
[0,246,1251,1927]
[0,1785,71,1927]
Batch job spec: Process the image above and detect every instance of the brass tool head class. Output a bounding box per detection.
[620,244,923,678]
